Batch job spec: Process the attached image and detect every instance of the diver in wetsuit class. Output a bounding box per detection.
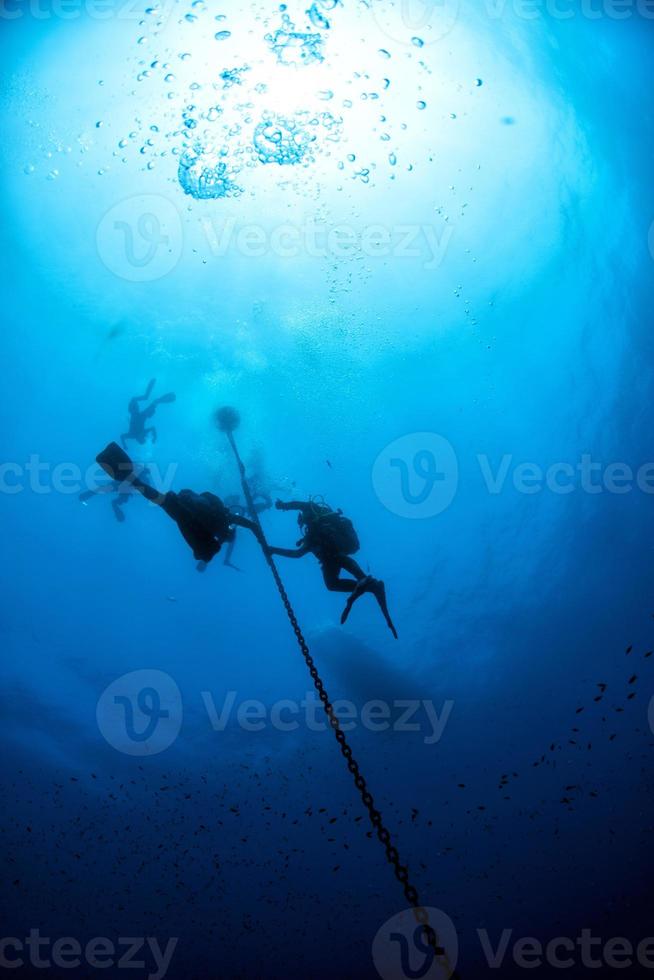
[96,442,262,563]
[220,491,273,571]
[268,498,398,638]
[121,379,176,449]
[79,466,151,523]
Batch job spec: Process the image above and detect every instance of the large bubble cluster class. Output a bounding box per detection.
[178,141,242,199]
[253,114,315,165]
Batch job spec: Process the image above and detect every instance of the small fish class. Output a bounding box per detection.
[626,645,633,655]
[326,460,332,469]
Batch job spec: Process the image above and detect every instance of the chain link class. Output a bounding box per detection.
[228,433,459,979]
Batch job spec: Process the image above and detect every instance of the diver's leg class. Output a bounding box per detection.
[339,571,398,639]
[79,483,115,503]
[150,392,176,409]
[340,556,366,582]
[134,380,156,402]
[223,535,242,571]
[113,492,130,523]
[97,443,164,505]
[322,559,358,594]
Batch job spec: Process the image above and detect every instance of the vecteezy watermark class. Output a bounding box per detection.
[0,932,178,979]
[97,672,455,755]
[0,0,175,21]
[476,453,654,496]
[372,435,654,518]
[372,914,654,980]
[368,0,654,44]
[477,928,654,970]
[484,0,654,20]
[96,195,183,283]
[372,907,459,980]
[96,670,183,756]
[201,217,454,271]
[202,691,454,745]
[372,433,459,519]
[0,457,177,495]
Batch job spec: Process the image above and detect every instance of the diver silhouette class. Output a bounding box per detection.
[96,442,263,563]
[79,465,151,523]
[269,498,398,638]
[121,379,176,449]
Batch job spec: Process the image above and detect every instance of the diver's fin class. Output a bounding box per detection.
[340,575,373,625]
[145,378,156,399]
[371,579,398,639]
[96,442,135,483]
[158,392,176,404]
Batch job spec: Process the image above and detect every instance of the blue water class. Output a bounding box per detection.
[2,1,654,977]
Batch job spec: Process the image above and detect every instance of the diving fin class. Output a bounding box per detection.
[371,579,398,640]
[340,575,374,626]
[145,378,156,399]
[96,442,135,483]
[158,392,177,405]
[340,576,398,639]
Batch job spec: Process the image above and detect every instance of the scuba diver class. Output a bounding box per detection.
[219,491,273,571]
[78,465,151,523]
[95,442,263,564]
[269,498,398,638]
[121,379,176,449]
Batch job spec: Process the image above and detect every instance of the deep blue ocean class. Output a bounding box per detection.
[2,0,654,977]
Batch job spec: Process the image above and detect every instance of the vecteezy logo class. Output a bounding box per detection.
[97,670,183,756]
[372,908,459,980]
[96,194,183,282]
[370,0,460,46]
[372,433,458,518]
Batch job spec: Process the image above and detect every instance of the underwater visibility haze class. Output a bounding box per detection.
[2,0,654,976]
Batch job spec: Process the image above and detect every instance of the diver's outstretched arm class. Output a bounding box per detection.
[223,535,241,571]
[275,499,310,512]
[268,544,311,559]
[231,513,267,547]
